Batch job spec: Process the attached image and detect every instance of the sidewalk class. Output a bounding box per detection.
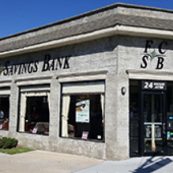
[0,150,173,173]
[0,150,102,173]
[76,156,173,173]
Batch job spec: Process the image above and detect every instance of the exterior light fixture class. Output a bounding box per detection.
[121,87,126,95]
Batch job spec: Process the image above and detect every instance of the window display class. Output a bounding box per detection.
[0,97,9,130]
[61,81,105,141]
[18,87,50,135]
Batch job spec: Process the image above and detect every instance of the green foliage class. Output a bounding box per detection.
[0,137,18,149]
[0,146,33,154]
[0,137,32,155]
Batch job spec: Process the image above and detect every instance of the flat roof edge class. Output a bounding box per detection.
[1,25,173,58]
[1,3,173,41]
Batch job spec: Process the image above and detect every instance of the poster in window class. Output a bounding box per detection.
[76,99,90,123]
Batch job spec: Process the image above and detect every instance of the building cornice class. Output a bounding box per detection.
[0,25,173,58]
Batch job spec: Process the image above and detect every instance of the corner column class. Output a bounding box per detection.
[105,72,129,160]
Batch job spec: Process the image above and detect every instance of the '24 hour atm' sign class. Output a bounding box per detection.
[142,81,167,90]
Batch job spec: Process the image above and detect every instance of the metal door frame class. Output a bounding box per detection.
[140,90,166,156]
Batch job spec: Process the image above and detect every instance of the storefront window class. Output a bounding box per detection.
[130,80,140,157]
[166,82,173,154]
[18,87,50,135]
[0,97,9,130]
[61,81,105,141]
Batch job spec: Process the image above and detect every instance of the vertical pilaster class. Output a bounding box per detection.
[49,77,61,138]
[105,71,129,160]
[9,80,19,136]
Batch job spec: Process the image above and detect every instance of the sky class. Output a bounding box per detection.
[1,0,173,38]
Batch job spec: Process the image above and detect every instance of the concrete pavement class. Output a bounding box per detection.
[0,151,173,173]
[76,156,173,173]
[0,150,102,173]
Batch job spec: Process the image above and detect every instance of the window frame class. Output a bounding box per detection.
[0,95,10,131]
[17,85,50,135]
[60,80,105,142]
[0,87,10,131]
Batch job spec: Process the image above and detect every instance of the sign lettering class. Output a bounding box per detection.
[142,81,166,90]
[141,40,167,70]
[0,54,71,76]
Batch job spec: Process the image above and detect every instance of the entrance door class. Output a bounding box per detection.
[142,92,166,155]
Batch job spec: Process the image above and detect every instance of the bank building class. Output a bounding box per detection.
[1,3,173,160]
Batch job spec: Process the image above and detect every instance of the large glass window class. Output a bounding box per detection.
[130,80,140,157]
[0,96,9,130]
[166,82,173,154]
[61,81,105,141]
[18,86,50,135]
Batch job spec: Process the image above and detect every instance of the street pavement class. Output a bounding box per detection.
[0,150,173,173]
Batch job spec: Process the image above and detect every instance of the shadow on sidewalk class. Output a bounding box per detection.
[132,157,172,173]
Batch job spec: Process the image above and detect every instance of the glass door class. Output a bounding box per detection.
[142,92,166,155]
